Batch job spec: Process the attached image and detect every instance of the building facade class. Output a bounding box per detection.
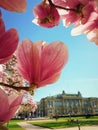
[36,91,98,118]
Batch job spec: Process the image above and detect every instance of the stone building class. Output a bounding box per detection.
[36,91,98,118]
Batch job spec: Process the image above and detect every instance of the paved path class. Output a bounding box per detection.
[17,122,51,130]
[17,121,98,130]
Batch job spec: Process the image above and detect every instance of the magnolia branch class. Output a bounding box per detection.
[0,82,36,95]
[48,0,76,12]
[0,82,29,91]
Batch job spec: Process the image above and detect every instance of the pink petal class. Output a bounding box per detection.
[0,28,19,64]
[52,0,67,7]
[8,94,19,105]
[86,29,98,45]
[0,0,27,12]
[9,93,23,108]
[39,71,61,87]
[0,14,5,35]
[62,11,78,27]
[0,88,9,122]
[0,55,12,64]
[81,3,94,24]
[3,93,23,124]
[16,39,40,85]
[39,41,68,87]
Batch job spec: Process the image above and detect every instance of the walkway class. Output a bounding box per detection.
[17,122,51,130]
[17,121,98,130]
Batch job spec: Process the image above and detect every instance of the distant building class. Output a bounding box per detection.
[36,91,98,118]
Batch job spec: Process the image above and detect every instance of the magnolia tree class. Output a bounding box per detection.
[0,0,98,129]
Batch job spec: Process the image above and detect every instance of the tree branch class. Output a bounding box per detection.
[48,0,76,12]
[0,82,29,91]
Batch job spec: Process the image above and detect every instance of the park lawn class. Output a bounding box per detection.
[30,117,98,129]
[5,119,25,130]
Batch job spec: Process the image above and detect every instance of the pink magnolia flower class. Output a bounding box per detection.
[52,0,95,26]
[0,13,19,64]
[71,12,98,36]
[69,4,98,45]
[0,88,23,124]
[32,2,60,28]
[16,40,68,89]
[0,0,27,12]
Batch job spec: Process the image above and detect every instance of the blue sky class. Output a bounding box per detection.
[1,0,98,101]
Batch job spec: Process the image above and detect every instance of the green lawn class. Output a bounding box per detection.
[5,120,25,130]
[3,116,98,130]
[30,116,98,129]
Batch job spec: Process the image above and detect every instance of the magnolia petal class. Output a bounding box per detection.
[0,55,12,64]
[38,71,61,87]
[2,93,23,124]
[0,0,27,12]
[9,93,23,108]
[0,28,19,63]
[86,29,98,45]
[52,0,67,7]
[16,39,33,82]
[0,16,5,36]
[0,88,9,121]
[35,41,68,87]
[71,24,85,36]
[16,39,40,85]
[8,93,19,105]
[40,41,68,81]
[32,19,39,26]
[81,4,94,24]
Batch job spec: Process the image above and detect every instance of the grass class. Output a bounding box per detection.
[3,116,98,130]
[5,119,25,130]
[30,116,98,129]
